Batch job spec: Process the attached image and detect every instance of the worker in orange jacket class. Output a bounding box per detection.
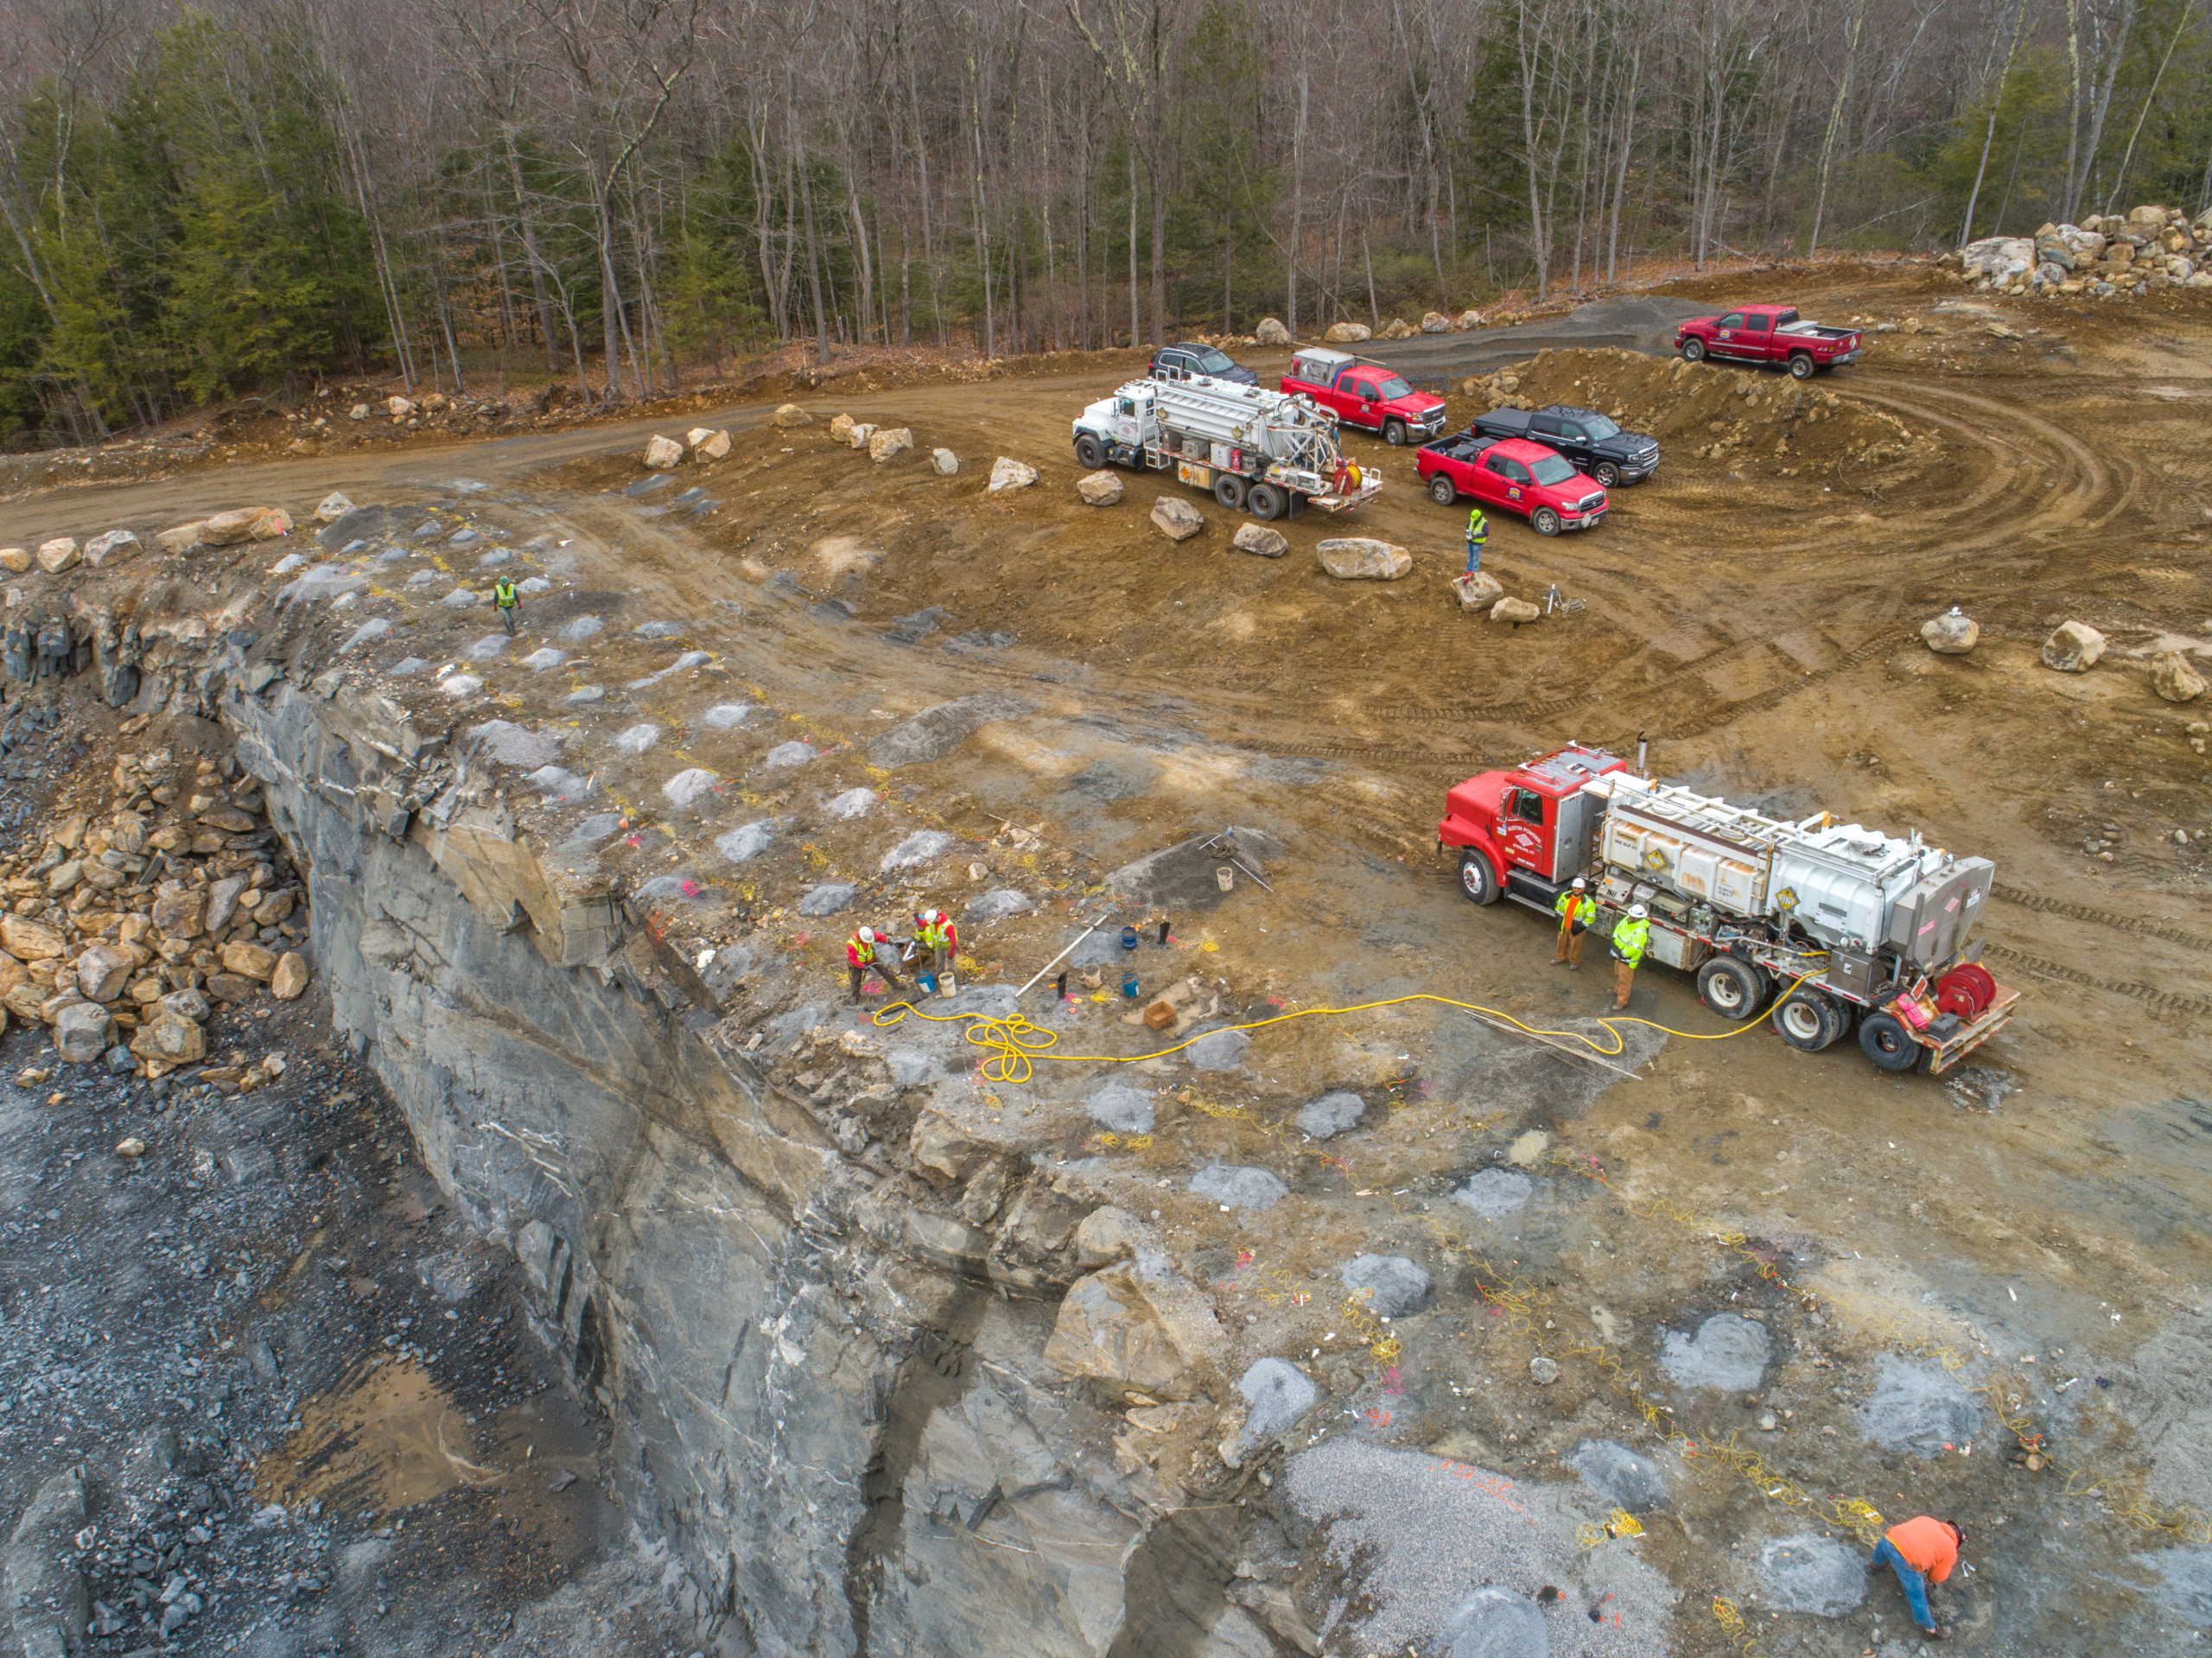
[1867,1515,1962,1639]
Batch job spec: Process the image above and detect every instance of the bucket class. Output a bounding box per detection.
[1215,866,1235,892]
[917,970,938,996]
[1119,925,1140,953]
[1121,972,1140,999]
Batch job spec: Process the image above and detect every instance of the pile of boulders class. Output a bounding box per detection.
[1306,308,1485,345]
[0,749,311,1073]
[1957,204,2212,297]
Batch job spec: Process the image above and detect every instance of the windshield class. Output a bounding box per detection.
[1374,375,1413,400]
[1529,454,1579,486]
[1193,348,1236,373]
[1580,415,1620,441]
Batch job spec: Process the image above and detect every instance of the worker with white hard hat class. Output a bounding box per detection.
[846,925,906,1003]
[1553,877,1598,970]
[1610,903,1651,1011]
[908,907,960,995]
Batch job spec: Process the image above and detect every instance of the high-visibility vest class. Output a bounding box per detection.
[1554,890,1596,926]
[915,915,953,951]
[1467,507,1489,543]
[1611,918,1649,967]
[847,934,877,968]
[494,577,518,607]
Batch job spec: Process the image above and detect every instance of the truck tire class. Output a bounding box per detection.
[1428,473,1458,505]
[1696,956,1768,1021]
[1383,418,1408,447]
[1531,507,1562,537]
[1788,352,1815,380]
[1857,1010,1922,1071]
[1592,461,1619,487]
[1247,483,1283,521]
[1457,849,1500,905]
[1075,434,1105,469]
[1215,473,1247,511]
[1681,338,1706,363]
[1771,987,1844,1051]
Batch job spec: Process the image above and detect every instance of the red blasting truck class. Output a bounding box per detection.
[1438,744,2018,1075]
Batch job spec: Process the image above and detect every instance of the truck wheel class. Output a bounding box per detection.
[1247,483,1283,521]
[1681,339,1706,363]
[1857,1011,1922,1071]
[1383,418,1408,447]
[1428,473,1458,505]
[1696,956,1768,1022]
[1214,473,1248,511]
[1592,461,1619,488]
[1075,435,1104,469]
[1531,507,1561,537]
[1771,987,1843,1051]
[1457,850,1500,905]
[1788,353,1815,380]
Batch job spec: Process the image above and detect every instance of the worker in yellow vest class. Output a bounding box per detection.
[1609,904,1650,1011]
[1465,505,1489,574]
[493,574,520,635]
[846,926,906,1003]
[1553,878,1598,969]
[909,908,959,994]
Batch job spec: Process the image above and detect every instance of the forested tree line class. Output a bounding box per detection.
[2,0,2208,447]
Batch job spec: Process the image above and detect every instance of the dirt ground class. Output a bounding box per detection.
[5,262,2210,1656]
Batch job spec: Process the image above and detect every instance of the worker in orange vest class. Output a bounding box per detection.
[846,926,906,1003]
[1867,1515,1962,1639]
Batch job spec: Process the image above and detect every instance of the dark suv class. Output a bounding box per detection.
[1148,343,1260,386]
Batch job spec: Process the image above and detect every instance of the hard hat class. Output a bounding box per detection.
[918,909,941,923]
[1628,904,1649,919]
[857,926,877,943]
[1570,877,1586,890]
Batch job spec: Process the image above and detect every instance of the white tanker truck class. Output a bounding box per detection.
[1439,744,2018,1074]
[1071,376,1381,521]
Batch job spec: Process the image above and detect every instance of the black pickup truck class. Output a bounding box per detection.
[1468,403,1660,487]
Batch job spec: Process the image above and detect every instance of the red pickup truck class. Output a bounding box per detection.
[1282,348,1448,446]
[1414,433,1608,536]
[1674,306,1863,378]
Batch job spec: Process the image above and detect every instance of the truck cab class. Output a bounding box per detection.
[1282,348,1446,446]
[1439,744,1627,907]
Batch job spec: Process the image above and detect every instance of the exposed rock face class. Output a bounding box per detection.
[1318,537,1411,580]
[2042,619,2107,672]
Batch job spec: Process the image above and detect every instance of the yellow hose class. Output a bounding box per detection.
[872,977,1811,1085]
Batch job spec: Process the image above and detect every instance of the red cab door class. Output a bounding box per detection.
[1336,368,1377,429]
[1710,311,1745,359]
[1494,785,1554,874]
[1479,451,1531,515]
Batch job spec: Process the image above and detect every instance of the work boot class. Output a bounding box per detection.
[1925,1629,1948,1642]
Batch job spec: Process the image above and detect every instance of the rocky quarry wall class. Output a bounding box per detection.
[212,677,1265,1658]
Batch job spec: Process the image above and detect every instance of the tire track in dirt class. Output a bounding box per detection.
[1979,943,2212,1019]
[1989,884,2212,955]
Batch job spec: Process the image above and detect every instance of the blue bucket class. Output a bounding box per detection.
[1121,972,1140,999]
[1119,925,1140,953]
[917,971,938,996]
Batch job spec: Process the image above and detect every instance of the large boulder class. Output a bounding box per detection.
[35,537,80,574]
[1380,318,1417,340]
[200,505,290,544]
[867,427,913,463]
[2042,619,2106,672]
[931,448,959,475]
[1151,497,1205,541]
[1323,321,1371,344]
[829,413,855,439]
[156,520,207,552]
[2152,650,2208,703]
[270,951,311,1000]
[988,456,1038,492]
[1920,607,1980,654]
[1254,316,1293,346]
[76,944,137,1003]
[1317,537,1410,580]
[643,434,684,470]
[689,427,733,460]
[1232,524,1287,557]
[1960,235,2036,285]
[151,884,206,938]
[1451,570,1503,610]
[0,914,65,962]
[221,941,277,981]
[1491,596,1543,624]
[772,403,812,427]
[1420,311,1452,334]
[0,547,27,572]
[314,491,356,523]
[131,1010,207,1066]
[845,422,877,450]
[85,529,139,566]
[54,1001,115,1064]
[1077,470,1124,506]
[1456,308,1484,328]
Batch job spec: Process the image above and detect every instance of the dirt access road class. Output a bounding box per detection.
[8,260,2212,1655]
